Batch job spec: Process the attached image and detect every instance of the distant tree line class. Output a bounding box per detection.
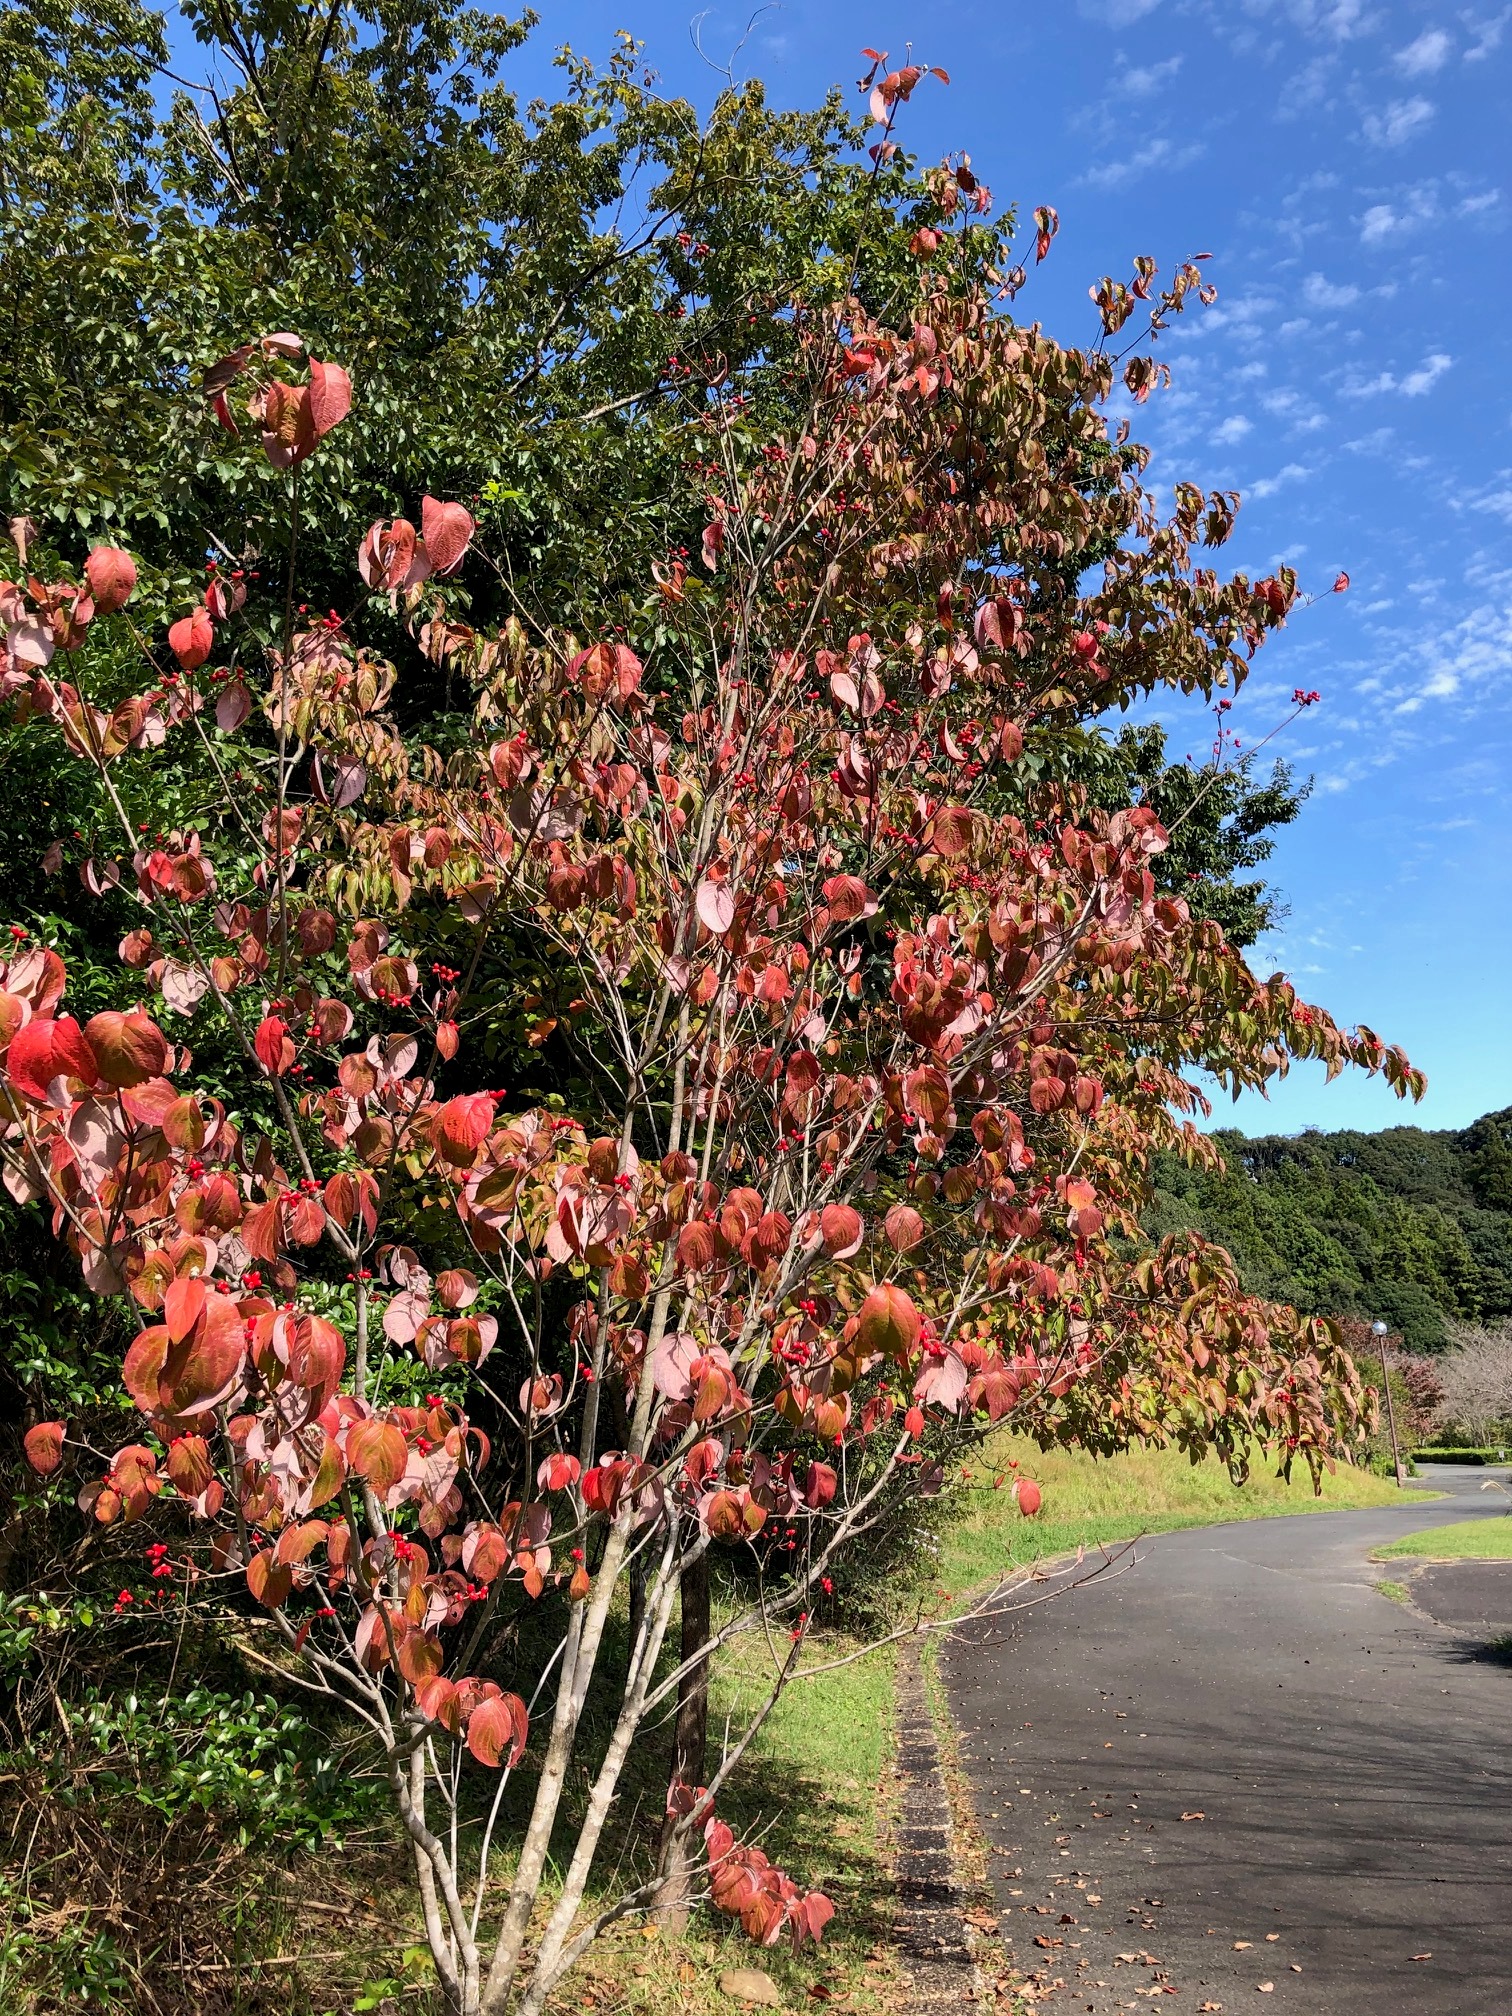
[1149,1110,1512,1353]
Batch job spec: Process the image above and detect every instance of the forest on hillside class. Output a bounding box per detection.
[1150,1109,1512,1353]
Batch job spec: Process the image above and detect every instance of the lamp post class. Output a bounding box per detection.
[1372,1319,1406,1487]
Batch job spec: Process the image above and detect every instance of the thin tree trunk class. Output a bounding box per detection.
[653,1547,711,1928]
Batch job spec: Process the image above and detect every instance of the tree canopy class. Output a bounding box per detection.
[1149,1111,1512,1352]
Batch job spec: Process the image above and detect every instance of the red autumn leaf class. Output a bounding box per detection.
[247,1550,293,1608]
[347,1417,408,1493]
[84,547,137,614]
[5,1019,63,1100]
[417,1676,462,1733]
[930,804,975,857]
[163,1272,207,1345]
[306,357,352,441]
[167,606,214,669]
[158,1294,244,1414]
[166,1433,213,1498]
[701,520,725,572]
[434,1093,496,1165]
[1013,1477,1042,1517]
[241,1198,284,1262]
[857,1283,921,1360]
[23,1421,65,1475]
[803,1460,837,1509]
[818,1203,864,1257]
[421,495,475,576]
[216,680,253,732]
[884,1204,925,1254]
[466,1690,529,1768]
[85,1009,168,1088]
[397,1630,444,1686]
[254,1015,293,1075]
[821,874,874,921]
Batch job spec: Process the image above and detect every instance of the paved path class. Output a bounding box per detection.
[941,1468,1512,2016]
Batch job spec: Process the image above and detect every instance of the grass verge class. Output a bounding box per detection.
[936,1435,1410,1594]
[1375,1517,1512,1560]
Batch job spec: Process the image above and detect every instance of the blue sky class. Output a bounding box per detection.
[496,0,1511,1137]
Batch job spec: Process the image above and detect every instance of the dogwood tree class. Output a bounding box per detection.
[1,81,1419,2016]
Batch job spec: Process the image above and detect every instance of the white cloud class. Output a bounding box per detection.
[1342,351,1452,397]
[1251,463,1311,498]
[1363,96,1436,146]
[1393,27,1452,73]
[1357,182,1441,243]
[1303,271,1361,308]
[1122,54,1184,93]
[1464,8,1510,62]
[1078,0,1161,22]
[1457,189,1503,217]
[1261,387,1328,431]
[1212,415,1254,444]
[1078,136,1203,189]
[1400,351,1453,394]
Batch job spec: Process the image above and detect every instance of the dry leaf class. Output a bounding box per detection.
[1233,1941,1252,1950]
[1265,1933,1279,1942]
[1409,1953,1432,1963]
[1180,1811,1207,1822]
[1257,1985,1274,1995]
[1200,2004,1223,2013]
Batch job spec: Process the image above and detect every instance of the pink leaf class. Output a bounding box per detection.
[696,880,735,936]
[306,358,352,441]
[215,680,252,732]
[421,496,475,576]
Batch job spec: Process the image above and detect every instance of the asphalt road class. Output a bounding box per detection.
[940,1467,1512,2016]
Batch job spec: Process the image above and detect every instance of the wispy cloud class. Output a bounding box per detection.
[1464,7,1510,62]
[1343,352,1453,397]
[1077,0,1162,23]
[1121,54,1184,94]
[1393,27,1452,74]
[1362,96,1436,146]
[1251,462,1311,498]
[1078,136,1203,189]
[1358,181,1441,242]
[1302,271,1360,308]
[1212,415,1254,444]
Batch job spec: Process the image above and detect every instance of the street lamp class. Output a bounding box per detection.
[1372,1319,1406,1487]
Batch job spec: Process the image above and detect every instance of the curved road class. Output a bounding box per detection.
[941,1467,1512,2015]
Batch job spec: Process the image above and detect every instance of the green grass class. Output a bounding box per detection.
[1375,1517,1512,1560]
[937,1435,1412,1594]
[1374,1578,1411,1604]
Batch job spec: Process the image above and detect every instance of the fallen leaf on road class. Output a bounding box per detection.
[1409,1953,1432,1963]
[1233,1941,1253,1950]
[1200,2003,1223,2012]
[1180,1812,1206,1822]
[1257,1985,1274,1995]
[1031,1935,1064,1950]
[1058,1913,1077,1925]
[1265,1934,1279,1942]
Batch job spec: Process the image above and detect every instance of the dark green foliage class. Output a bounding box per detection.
[1150,1111,1512,1352]
[1099,724,1307,950]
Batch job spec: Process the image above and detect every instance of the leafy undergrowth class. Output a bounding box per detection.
[1375,1516,1512,1559]
[0,1592,904,2016]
